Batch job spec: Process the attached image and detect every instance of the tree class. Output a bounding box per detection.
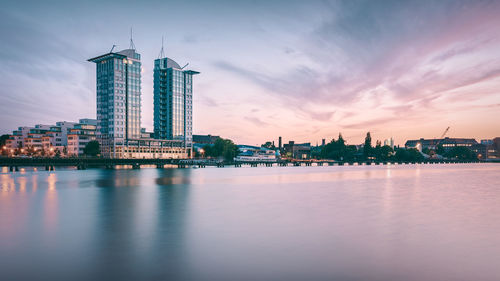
[376,145,394,161]
[337,133,345,147]
[363,132,372,159]
[84,141,100,157]
[261,141,276,150]
[0,134,9,147]
[445,146,477,160]
[435,144,445,156]
[343,145,358,161]
[203,137,239,162]
[320,133,355,161]
[394,148,424,162]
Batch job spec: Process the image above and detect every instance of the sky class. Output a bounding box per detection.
[1,0,500,146]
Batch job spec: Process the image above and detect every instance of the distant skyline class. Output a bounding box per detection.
[1,0,500,146]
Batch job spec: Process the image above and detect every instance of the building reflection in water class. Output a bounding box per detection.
[152,168,192,280]
[44,173,59,237]
[91,168,192,280]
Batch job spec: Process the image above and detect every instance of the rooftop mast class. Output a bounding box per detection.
[158,36,165,59]
[129,27,136,50]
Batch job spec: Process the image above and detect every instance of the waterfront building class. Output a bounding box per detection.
[234,145,278,162]
[140,128,154,139]
[471,139,500,160]
[5,126,32,150]
[193,134,220,145]
[192,135,219,157]
[491,137,500,159]
[481,139,493,145]
[88,38,198,159]
[41,126,64,154]
[153,55,199,157]
[3,120,97,156]
[283,141,311,159]
[67,119,98,156]
[88,47,142,158]
[41,121,77,153]
[471,144,487,160]
[405,137,478,151]
[55,121,77,146]
[23,125,52,151]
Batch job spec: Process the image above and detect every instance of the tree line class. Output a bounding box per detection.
[314,132,478,161]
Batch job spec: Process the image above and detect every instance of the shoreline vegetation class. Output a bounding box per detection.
[0,132,491,163]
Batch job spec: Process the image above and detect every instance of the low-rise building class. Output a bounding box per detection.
[55,121,77,146]
[25,126,52,152]
[67,121,97,156]
[193,134,220,145]
[3,120,94,157]
[235,145,278,162]
[489,137,500,159]
[41,126,65,155]
[121,139,189,159]
[283,141,311,159]
[481,139,493,145]
[405,137,478,152]
[141,128,154,139]
[6,126,33,150]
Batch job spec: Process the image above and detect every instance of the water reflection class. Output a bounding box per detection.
[44,173,58,236]
[0,165,499,281]
[89,169,192,280]
[152,169,192,280]
[18,176,27,193]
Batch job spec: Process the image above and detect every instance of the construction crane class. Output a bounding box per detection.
[438,127,450,139]
[110,44,117,53]
[435,127,450,146]
[430,127,450,157]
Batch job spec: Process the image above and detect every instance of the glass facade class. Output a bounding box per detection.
[154,57,198,149]
[89,49,142,158]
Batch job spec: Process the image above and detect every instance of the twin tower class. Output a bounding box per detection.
[88,45,199,159]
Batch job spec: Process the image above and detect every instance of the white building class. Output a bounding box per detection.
[235,145,278,162]
[41,126,65,155]
[67,120,97,156]
[384,137,395,148]
[6,126,33,150]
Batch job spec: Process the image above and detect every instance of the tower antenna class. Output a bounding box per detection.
[129,27,136,50]
[158,36,165,59]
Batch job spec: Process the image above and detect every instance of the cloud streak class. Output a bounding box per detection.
[0,0,499,144]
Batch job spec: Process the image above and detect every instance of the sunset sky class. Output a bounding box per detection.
[1,0,500,146]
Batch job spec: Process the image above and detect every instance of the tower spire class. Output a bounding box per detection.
[129,27,136,50]
[158,36,165,59]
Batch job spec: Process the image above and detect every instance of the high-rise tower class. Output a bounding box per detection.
[88,48,142,158]
[153,54,199,153]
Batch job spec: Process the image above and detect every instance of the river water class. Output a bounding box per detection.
[0,164,499,281]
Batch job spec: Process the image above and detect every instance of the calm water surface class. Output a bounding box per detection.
[1,164,499,281]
